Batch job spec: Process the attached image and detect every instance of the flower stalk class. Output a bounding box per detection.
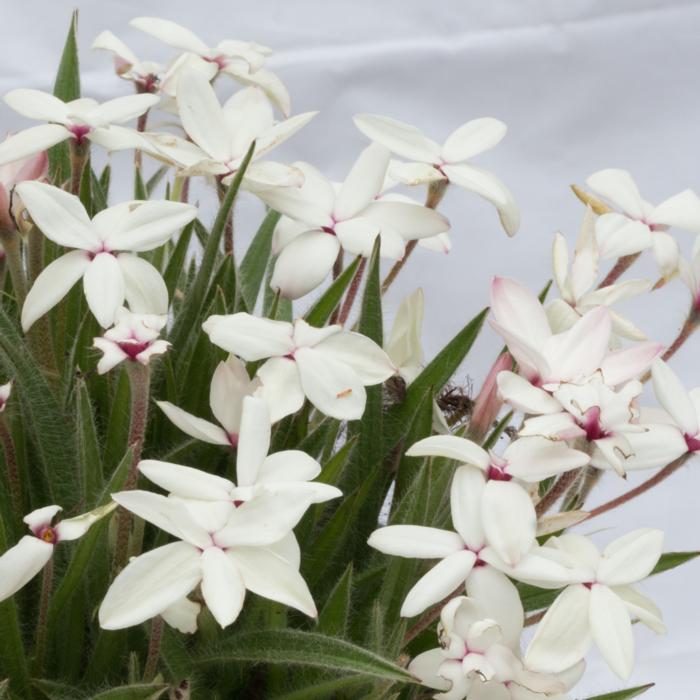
[0,229,25,305]
[0,414,22,518]
[70,140,90,196]
[33,557,54,675]
[143,615,164,682]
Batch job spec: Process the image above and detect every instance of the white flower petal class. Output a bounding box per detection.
[367,525,464,558]
[589,584,634,680]
[99,541,202,629]
[400,551,477,617]
[257,450,321,483]
[612,584,666,634]
[203,313,294,360]
[597,529,664,586]
[157,402,231,446]
[0,124,70,166]
[92,94,159,125]
[229,545,317,617]
[22,250,90,331]
[652,188,700,234]
[490,277,551,349]
[621,423,688,471]
[117,253,169,316]
[200,546,246,628]
[353,113,442,162]
[594,213,651,258]
[130,17,211,55]
[315,331,395,385]
[651,231,680,279]
[496,371,561,415]
[255,357,305,422]
[295,346,366,420]
[482,481,536,567]
[0,536,53,602]
[55,503,116,541]
[441,118,507,163]
[209,357,255,435]
[525,584,592,673]
[586,169,645,219]
[4,89,68,122]
[139,459,234,499]
[504,437,589,482]
[406,435,490,470]
[161,596,201,634]
[601,341,662,386]
[334,143,389,221]
[83,253,125,328]
[236,396,271,487]
[651,358,697,435]
[408,648,451,691]
[450,466,486,549]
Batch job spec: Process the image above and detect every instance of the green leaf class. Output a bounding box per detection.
[651,550,700,575]
[305,256,361,327]
[76,378,102,503]
[318,563,354,637]
[271,676,372,700]
[169,142,255,365]
[0,306,77,505]
[239,209,281,311]
[194,630,416,684]
[91,684,168,700]
[582,683,654,699]
[163,221,194,298]
[134,167,147,200]
[145,166,169,197]
[358,237,383,345]
[49,11,80,181]
[0,514,29,697]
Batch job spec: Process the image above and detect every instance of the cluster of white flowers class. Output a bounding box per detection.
[0,15,697,698]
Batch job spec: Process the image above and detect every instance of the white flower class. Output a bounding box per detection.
[157,357,261,446]
[93,308,170,374]
[354,113,519,236]
[368,462,537,620]
[257,145,451,299]
[99,400,340,630]
[0,145,47,231]
[525,530,665,680]
[586,168,700,278]
[146,70,313,189]
[548,208,650,340]
[0,503,116,602]
[0,89,158,165]
[92,30,163,92]
[203,314,396,420]
[408,434,589,484]
[410,596,583,700]
[490,276,662,389]
[679,248,700,313]
[16,181,196,330]
[385,289,425,384]
[130,16,290,115]
[651,358,700,452]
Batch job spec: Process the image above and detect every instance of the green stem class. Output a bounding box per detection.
[0,414,22,519]
[113,363,151,571]
[33,557,54,675]
[0,229,26,305]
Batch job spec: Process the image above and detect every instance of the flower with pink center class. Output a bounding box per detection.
[0,89,158,166]
[548,208,650,341]
[353,113,519,236]
[93,308,170,374]
[92,30,163,92]
[144,70,314,191]
[256,144,451,299]
[203,313,396,421]
[157,357,262,447]
[16,181,196,330]
[99,400,340,631]
[490,276,662,390]
[410,596,584,700]
[129,17,290,115]
[0,143,47,231]
[524,530,665,681]
[0,502,116,602]
[586,168,700,279]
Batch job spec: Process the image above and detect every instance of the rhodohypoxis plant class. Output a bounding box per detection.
[0,12,696,700]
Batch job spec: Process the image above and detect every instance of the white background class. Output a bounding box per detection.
[2,1,700,697]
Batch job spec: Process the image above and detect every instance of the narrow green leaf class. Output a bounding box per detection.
[76,377,102,503]
[318,564,354,637]
[651,550,699,575]
[582,683,654,699]
[239,209,281,311]
[272,676,372,700]
[305,256,361,327]
[163,221,194,298]
[359,237,383,345]
[145,166,169,197]
[91,684,168,700]
[169,141,255,364]
[134,168,147,200]
[0,515,29,697]
[194,630,416,683]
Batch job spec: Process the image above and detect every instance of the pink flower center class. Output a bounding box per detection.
[579,405,609,441]
[68,124,92,144]
[685,433,700,452]
[203,55,228,70]
[118,339,151,360]
[37,526,57,544]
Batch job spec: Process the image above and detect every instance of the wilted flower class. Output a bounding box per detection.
[17,181,196,329]
[354,113,519,235]
[0,503,116,602]
[93,308,169,374]
[0,89,158,165]
[203,314,396,420]
[0,144,47,231]
[586,168,700,278]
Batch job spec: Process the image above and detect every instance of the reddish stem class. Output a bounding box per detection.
[535,469,581,517]
[337,258,367,326]
[597,253,641,289]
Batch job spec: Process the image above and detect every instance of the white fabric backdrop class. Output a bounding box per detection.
[2,1,700,696]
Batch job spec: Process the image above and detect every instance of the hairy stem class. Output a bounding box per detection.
[33,557,54,675]
[0,229,25,305]
[0,414,22,519]
[662,309,700,363]
[535,468,581,517]
[143,615,164,682]
[585,454,691,521]
[70,140,89,196]
[597,253,641,289]
[113,363,151,571]
[337,257,367,326]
